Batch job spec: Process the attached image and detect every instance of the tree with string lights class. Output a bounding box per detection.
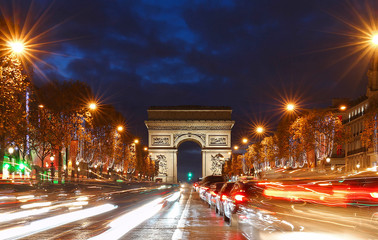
[0,53,29,173]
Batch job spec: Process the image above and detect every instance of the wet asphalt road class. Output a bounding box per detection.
[0,182,245,240]
[125,184,246,240]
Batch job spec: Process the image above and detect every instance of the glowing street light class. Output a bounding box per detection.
[372,34,378,46]
[8,147,14,154]
[234,145,239,150]
[256,126,264,134]
[117,126,124,132]
[339,105,347,111]
[144,147,148,151]
[89,102,97,110]
[242,138,248,144]
[286,103,295,112]
[326,157,331,163]
[50,156,55,161]
[8,41,25,54]
[134,139,139,144]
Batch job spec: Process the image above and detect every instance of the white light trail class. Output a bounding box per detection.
[89,198,164,240]
[0,203,117,240]
[167,192,181,202]
[20,202,52,209]
[172,190,192,240]
[0,207,50,223]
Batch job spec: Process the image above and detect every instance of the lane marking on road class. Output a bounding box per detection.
[172,189,192,240]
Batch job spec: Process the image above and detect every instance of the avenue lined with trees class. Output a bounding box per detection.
[0,51,156,182]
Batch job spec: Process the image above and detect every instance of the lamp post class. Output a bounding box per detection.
[241,138,249,175]
[8,147,14,179]
[111,125,124,179]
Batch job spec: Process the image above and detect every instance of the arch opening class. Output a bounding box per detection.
[177,141,202,182]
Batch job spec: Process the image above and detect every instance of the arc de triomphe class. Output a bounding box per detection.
[145,106,234,183]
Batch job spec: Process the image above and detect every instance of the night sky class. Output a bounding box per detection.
[2,0,378,181]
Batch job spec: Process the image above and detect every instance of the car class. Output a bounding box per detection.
[205,182,225,207]
[223,181,249,225]
[201,175,225,183]
[193,181,200,192]
[199,181,213,201]
[198,175,225,201]
[215,182,235,216]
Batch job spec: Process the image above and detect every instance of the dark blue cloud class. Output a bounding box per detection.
[2,0,376,145]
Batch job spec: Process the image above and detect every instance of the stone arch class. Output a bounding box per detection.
[145,106,234,183]
[174,133,205,148]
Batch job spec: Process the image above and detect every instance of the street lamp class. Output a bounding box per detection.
[372,34,378,46]
[134,139,139,144]
[326,157,331,163]
[144,147,148,151]
[8,41,25,54]
[117,125,124,132]
[339,105,347,111]
[8,147,14,155]
[234,145,239,150]
[89,102,97,110]
[286,103,295,112]
[256,126,264,134]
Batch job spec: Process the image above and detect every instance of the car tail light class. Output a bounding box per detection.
[221,194,227,201]
[234,194,246,202]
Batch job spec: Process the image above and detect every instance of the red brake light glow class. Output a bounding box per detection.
[221,194,227,201]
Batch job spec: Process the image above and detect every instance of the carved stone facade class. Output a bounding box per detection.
[145,106,234,183]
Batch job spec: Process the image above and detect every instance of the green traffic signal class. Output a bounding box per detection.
[188,172,192,178]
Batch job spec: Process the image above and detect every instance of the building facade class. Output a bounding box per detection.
[336,59,378,173]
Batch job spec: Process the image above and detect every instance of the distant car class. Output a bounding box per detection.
[215,182,235,216]
[199,181,213,201]
[205,182,225,207]
[198,175,225,201]
[193,182,200,192]
[201,175,225,184]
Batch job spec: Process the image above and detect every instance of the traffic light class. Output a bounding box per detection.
[187,172,192,181]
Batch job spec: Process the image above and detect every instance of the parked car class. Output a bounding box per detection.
[199,181,213,201]
[215,182,235,216]
[205,182,225,207]
[198,175,225,201]
[193,181,200,192]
